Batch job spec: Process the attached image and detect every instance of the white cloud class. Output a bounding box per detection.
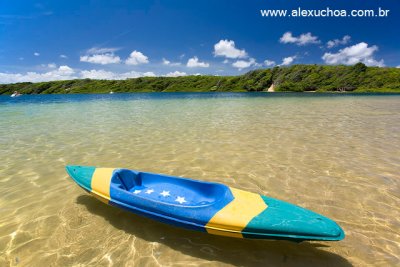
[58,65,75,75]
[80,69,155,80]
[80,53,121,65]
[162,58,170,65]
[87,47,120,54]
[222,59,229,64]
[327,35,351,48]
[232,58,256,70]
[264,60,276,67]
[322,42,384,67]
[0,66,159,83]
[280,32,320,46]
[165,71,187,77]
[162,58,181,66]
[47,63,57,69]
[187,56,209,68]
[0,65,76,83]
[125,50,149,65]
[34,52,40,56]
[397,65,400,68]
[214,39,247,59]
[80,69,117,79]
[141,72,156,77]
[60,54,68,59]
[281,56,296,66]
[80,47,123,65]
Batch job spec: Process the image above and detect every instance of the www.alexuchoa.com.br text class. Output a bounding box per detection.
[260,7,390,18]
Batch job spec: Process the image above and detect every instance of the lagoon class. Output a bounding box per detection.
[0,92,399,266]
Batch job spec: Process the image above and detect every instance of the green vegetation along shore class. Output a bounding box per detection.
[1,63,400,94]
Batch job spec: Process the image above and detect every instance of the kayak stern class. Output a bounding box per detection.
[66,165,96,192]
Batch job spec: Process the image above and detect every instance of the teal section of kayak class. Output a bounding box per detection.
[242,196,345,241]
[66,165,95,192]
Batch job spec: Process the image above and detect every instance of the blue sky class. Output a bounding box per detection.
[1,0,399,83]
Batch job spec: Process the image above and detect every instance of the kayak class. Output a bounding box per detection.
[66,165,345,241]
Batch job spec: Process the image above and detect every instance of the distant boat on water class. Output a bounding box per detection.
[10,91,22,97]
[109,91,114,94]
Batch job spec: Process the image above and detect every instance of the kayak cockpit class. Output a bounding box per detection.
[112,169,142,191]
[111,169,231,207]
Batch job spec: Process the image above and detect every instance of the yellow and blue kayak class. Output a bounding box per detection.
[66,165,345,241]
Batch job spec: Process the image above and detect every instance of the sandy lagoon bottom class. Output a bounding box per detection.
[0,93,399,266]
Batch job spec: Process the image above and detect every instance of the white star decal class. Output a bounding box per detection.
[160,190,170,197]
[175,196,187,204]
[145,189,154,194]
[133,190,141,194]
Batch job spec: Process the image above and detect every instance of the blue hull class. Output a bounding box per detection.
[66,165,345,241]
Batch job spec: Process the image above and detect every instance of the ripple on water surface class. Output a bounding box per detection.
[0,93,399,266]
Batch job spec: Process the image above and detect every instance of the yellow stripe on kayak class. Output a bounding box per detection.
[205,187,267,238]
[91,168,115,202]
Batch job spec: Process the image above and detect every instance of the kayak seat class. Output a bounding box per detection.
[112,169,142,191]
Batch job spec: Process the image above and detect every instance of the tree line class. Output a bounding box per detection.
[1,63,399,95]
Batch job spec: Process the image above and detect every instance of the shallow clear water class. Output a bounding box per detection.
[0,92,399,266]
